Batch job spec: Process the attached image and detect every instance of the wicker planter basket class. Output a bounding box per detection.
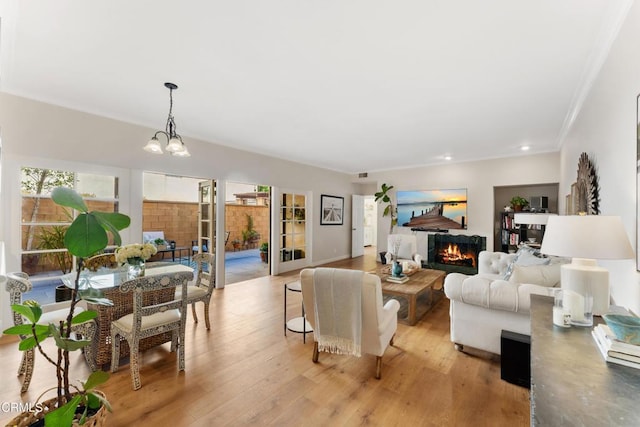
[6,391,108,427]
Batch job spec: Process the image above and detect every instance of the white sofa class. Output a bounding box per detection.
[444,250,564,355]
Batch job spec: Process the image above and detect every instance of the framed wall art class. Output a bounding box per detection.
[320,194,344,225]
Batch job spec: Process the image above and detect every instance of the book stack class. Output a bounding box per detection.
[591,324,640,369]
[386,275,409,284]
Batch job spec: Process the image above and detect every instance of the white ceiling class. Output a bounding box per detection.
[0,1,630,174]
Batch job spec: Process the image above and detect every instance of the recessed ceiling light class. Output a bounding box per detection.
[521,145,530,151]
[444,155,452,161]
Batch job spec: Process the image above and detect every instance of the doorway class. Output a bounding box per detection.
[225,181,271,284]
[352,195,377,258]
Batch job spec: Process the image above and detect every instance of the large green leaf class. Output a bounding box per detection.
[71,310,97,324]
[44,394,82,427]
[90,391,112,412]
[18,336,38,351]
[11,304,42,323]
[3,324,49,336]
[3,324,33,335]
[92,211,130,231]
[50,324,91,351]
[62,338,92,351]
[84,370,110,391]
[51,187,88,213]
[93,211,130,246]
[64,213,108,257]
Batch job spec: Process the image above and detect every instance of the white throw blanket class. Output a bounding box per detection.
[313,268,363,357]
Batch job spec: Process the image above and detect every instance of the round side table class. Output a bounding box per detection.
[284,280,313,343]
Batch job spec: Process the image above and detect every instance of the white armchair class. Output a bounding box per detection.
[385,234,423,266]
[300,267,400,379]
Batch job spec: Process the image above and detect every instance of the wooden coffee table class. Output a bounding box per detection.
[373,266,446,326]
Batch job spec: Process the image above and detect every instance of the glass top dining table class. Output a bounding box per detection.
[63,262,195,368]
[61,262,194,290]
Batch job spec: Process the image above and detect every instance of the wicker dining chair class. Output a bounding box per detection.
[177,253,215,329]
[5,272,98,393]
[110,271,191,390]
[84,253,118,272]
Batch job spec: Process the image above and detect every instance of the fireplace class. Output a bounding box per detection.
[427,234,486,274]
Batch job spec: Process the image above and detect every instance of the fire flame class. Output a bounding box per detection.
[439,243,474,266]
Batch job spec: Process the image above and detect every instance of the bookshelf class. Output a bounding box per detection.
[500,212,521,252]
[499,212,547,253]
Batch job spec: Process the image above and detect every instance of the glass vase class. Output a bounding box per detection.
[392,261,403,277]
[127,257,146,278]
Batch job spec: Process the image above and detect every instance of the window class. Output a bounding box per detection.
[21,167,119,285]
[279,192,306,262]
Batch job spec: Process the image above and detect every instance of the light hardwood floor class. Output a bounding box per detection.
[0,249,529,426]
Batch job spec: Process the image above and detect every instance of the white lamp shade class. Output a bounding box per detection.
[166,137,183,153]
[143,137,163,154]
[513,213,556,225]
[540,215,634,260]
[172,146,191,157]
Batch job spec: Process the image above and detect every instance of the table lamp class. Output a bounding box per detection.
[540,215,634,324]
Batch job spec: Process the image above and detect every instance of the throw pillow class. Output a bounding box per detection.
[516,251,551,266]
[503,261,517,281]
[502,245,549,279]
[508,263,561,287]
[397,242,413,260]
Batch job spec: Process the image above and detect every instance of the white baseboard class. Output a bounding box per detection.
[311,254,351,266]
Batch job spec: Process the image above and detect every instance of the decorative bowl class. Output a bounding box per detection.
[603,314,640,345]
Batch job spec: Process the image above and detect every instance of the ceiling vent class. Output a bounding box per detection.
[358,172,368,178]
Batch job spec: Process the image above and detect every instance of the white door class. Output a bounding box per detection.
[352,195,364,257]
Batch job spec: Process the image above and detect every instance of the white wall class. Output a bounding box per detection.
[0,93,356,329]
[143,172,202,202]
[559,1,640,314]
[363,152,561,256]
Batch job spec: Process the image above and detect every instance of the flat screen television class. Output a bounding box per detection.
[396,188,467,229]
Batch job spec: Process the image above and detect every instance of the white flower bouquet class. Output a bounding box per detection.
[114,243,157,263]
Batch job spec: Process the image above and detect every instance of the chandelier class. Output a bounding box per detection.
[143,82,190,157]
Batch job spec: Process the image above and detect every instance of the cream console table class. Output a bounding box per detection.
[530,295,640,425]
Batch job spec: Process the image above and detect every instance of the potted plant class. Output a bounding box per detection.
[3,187,130,426]
[242,214,260,248]
[35,225,75,302]
[259,242,268,263]
[375,183,397,263]
[153,237,166,250]
[510,196,529,212]
[231,239,241,251]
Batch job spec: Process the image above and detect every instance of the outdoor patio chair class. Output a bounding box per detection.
[178,253,215,329]
[5,272,98,393]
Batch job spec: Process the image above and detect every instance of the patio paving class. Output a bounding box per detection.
[21,249,269,305]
